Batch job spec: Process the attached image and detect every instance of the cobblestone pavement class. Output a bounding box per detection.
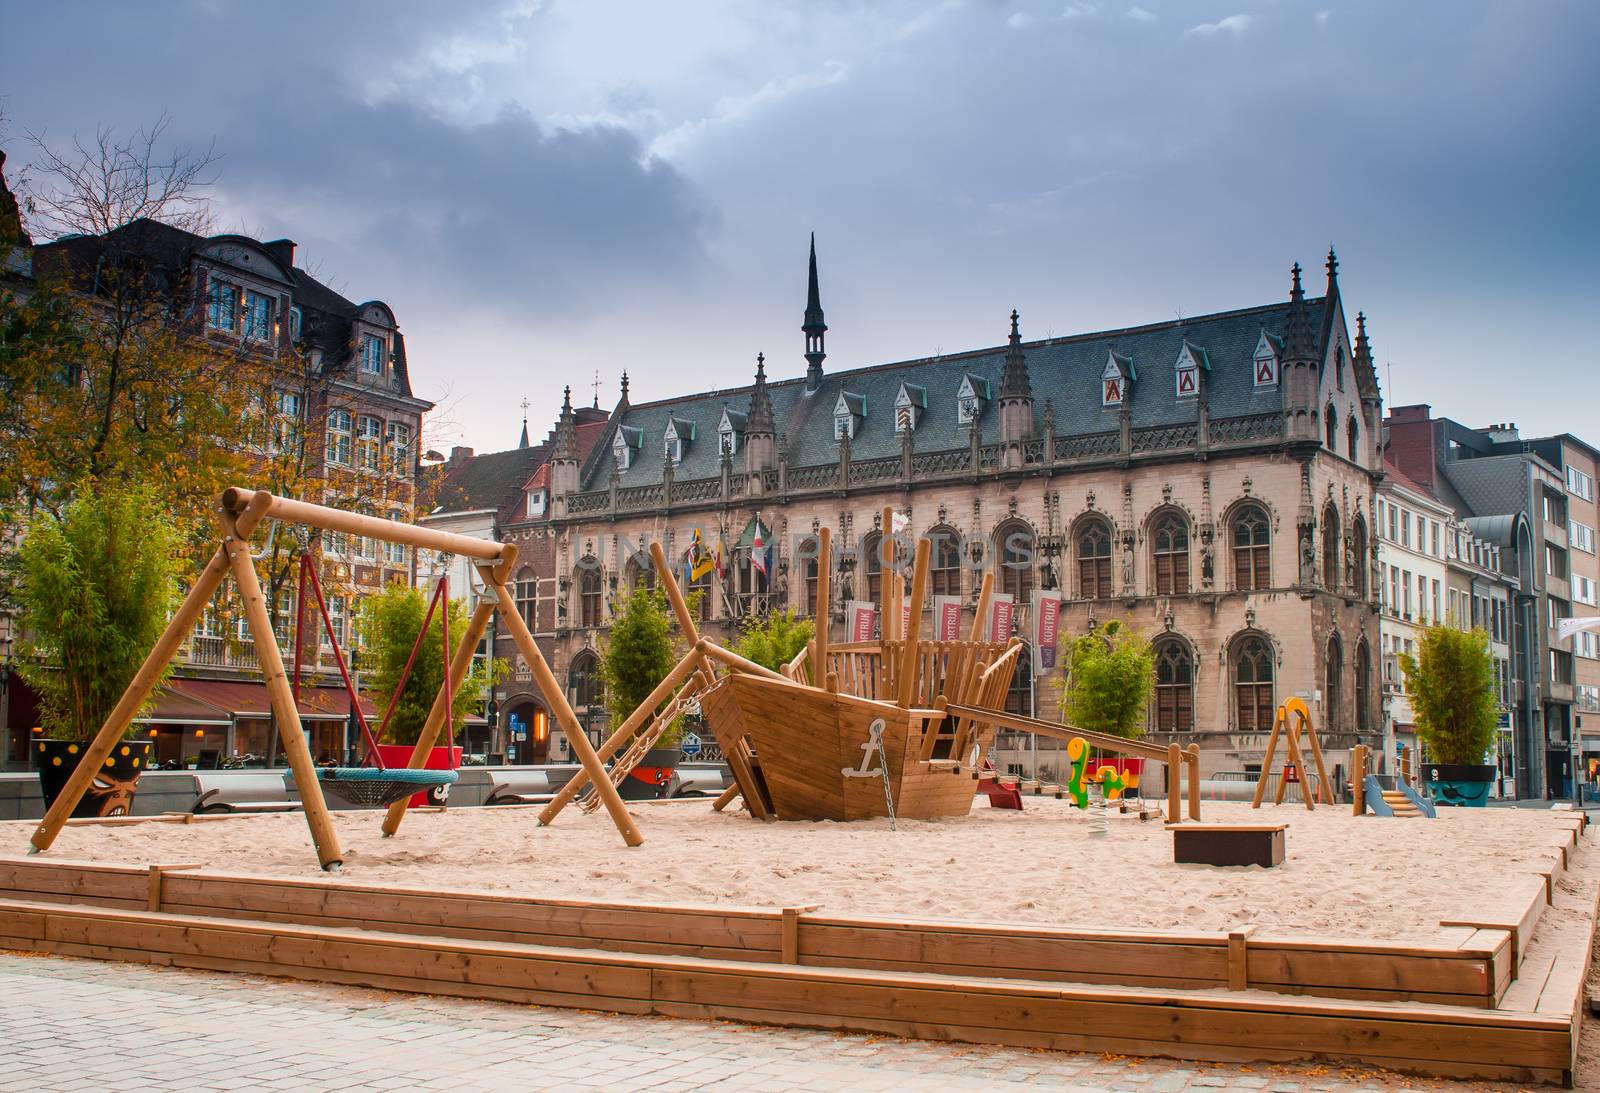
[0,951,1531,1092]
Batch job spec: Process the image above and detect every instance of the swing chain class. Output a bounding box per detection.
[879,761,897,832]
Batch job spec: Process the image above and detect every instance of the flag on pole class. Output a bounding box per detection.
[890,510,909,534]
[751,518,768,578]
[1557,616,1600,642]
[690,529,715,581]
[714,528,727,580]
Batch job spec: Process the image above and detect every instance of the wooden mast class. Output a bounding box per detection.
[897,537,932,709]
[968,569,995,645]
[811,526,832,686]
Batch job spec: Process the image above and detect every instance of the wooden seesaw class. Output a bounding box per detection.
[25,488,642,871]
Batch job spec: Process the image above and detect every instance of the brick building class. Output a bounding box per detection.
[4,214,431,770]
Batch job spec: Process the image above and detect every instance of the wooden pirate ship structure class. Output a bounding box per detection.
[542,508,1025,825]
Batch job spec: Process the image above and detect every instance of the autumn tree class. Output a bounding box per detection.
[1,118,260,554]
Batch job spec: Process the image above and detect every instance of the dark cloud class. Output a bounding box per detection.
[3,0,1597,446]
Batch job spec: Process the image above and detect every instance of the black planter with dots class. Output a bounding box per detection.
[35,739,153,818]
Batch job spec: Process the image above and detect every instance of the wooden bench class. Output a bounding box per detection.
[1169,822,1287,868]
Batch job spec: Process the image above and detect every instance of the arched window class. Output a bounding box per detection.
[862,531,884,606]
[928,526,962,599]
[1232,505,1271,591]
[681,548,711,621]
[800,537,820,616]
[1151,512,1190,596]
[578,559,603,628]
[995,520,1035,606]
[1325,405,1338,450]
[569,650,600,711]
[1322,504,1340,592]
[624,554,654,594]
[1355,639,1372,735]
[1347,417,1360,461]
[515,566,537,630]
[1076,517,1113,599]
[1233,635,1275,732]
[1005,643,1033,715]
[1324,633,1344,732]
[1153,638,1194,733]
[1350,517,1369,599]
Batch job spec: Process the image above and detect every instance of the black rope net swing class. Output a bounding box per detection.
[290,551,459,808]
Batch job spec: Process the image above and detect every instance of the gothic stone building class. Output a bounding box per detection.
[530,243,1383,779]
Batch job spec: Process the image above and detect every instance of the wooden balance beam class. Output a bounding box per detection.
[943,704,1202,821]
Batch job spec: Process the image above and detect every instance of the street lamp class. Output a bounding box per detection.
[0,632,12,773]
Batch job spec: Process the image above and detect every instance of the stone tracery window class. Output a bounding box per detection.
[1232,505,1271,591]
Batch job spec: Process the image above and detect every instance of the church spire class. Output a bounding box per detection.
[518,397,530,449]
[998,309,1034,465]
[803,233,827,391]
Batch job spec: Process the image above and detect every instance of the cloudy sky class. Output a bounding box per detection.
[4,1,1596,451]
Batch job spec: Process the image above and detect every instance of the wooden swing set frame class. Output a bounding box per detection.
[25,487,643,871]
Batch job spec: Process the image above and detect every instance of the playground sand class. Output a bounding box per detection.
[17,798,1592,942]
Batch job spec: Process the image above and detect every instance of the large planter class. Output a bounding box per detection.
[375,744,461,808]
[1422,762,1495,808]
[622,746,681,801]
[36,739,153,818]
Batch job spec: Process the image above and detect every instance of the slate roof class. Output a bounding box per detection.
[428,444,550,519]
[580,298,1317,490]
[33,218,415,397]
[1440,455,1539,519]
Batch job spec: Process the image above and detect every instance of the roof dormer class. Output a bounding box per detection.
[1253,330,1283,388]
[718,407,746,456]
[1175,340,1210,399]
[664,416,696,466]
[833,391,865,441]
[1102,351,1135,407]
[894,382,927,433]
[956,373,990,425]
[613,424,643,471]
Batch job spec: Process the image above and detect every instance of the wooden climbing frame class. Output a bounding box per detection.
[1249,696,1333,811]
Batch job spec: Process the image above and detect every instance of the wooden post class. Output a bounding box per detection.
[539,648,707,826]
[1186,742,1202,821]
[1167,743,1182,823]
[1227,924,1256,991]
[711,782,741,812]
[28,495,273,856]
[223,488,502,560]
[880,506,897,642]
[897,538,932,709]
[381,593,499,838]
[224,516,345,870]
[491,577,642,847]
[651,541,700,646]
[812,526,832,687]
[1400,743,1412,787]
[1250,706,1286,809]
[967,570,995,645]
[781,904,818,965]
[1302,709,1333,808]
[1352,744,1368,816]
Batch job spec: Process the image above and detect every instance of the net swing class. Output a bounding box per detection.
[290,550,458,808]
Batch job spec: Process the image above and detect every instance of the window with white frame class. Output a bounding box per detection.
[360,333,386,375]
[1571,520,1596,554]
[1575,574,1597,606]
[207,277,237,332]
[1400,510,1411,549]
[386,421,412,474]
[1568,466,1595,501]
[1388,503,1398,542]
[385,513,407,566]
[325,409,353,465]
[243,289,274,342]
[357,415,382,471]
[1431,578,1440,624]
[1430,521,1440,557]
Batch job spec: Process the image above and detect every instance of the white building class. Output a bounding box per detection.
[1376,466,1454,771]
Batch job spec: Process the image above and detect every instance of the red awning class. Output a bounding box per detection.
[157,678,379,723]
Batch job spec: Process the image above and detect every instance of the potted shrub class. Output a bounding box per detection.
[1056,620,1155,786]
[600,583,692,799]
[1400,623,1499,806]
[16,482,178,817]
[361,582,506,806]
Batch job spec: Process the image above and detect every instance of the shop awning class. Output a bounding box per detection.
[156,678,380,723]
[137,682,235,726]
